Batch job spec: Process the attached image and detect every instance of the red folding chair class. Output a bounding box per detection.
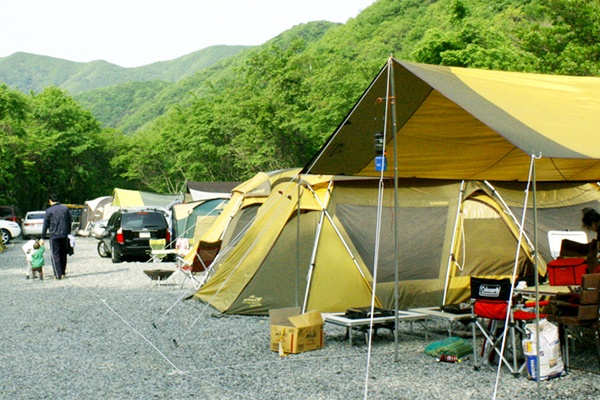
[471,277,546,375]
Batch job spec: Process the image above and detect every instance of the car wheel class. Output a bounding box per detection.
[111,244,122,263]
[1,229,11,245]
[97,241,110,258]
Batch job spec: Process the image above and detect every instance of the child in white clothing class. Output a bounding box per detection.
[21,239,36,279]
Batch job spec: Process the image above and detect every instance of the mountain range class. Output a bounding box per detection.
[0,45,249,95]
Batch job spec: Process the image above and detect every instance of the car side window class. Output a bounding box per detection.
[108,213,120,228]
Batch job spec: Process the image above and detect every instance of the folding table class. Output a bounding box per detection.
[408,306,474,337]
[323,310,429,346]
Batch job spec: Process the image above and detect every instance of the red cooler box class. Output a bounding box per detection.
[547,257,587,286]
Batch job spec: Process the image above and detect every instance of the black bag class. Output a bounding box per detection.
[345,307,393,319]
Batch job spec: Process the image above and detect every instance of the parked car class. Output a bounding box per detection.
[0,205,23,226]
[101,208,170,263]
[65,204,84,233]
[90,219,108,239]
[22,211,46,239]
[0,219,22,244]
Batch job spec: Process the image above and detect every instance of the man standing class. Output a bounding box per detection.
[42,193,72,279]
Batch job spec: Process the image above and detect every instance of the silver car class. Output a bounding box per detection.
[0,219,22,244]
[22,211,46,239]
[90,219,108,239]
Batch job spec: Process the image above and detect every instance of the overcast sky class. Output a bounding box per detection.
[1,0,375,68]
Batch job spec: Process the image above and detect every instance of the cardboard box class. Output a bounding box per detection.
[269,307,324,355]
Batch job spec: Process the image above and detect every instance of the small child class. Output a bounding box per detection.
[31,239,45,280]
[22,239,36,279]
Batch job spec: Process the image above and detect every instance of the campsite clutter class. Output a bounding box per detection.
[33,58,600,399]
[269,307,324,356]
[522,319,566,381]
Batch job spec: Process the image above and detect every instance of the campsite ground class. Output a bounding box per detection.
[1,237,599,400]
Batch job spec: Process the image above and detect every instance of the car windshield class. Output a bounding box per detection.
[121,212,166,230]
[27,212,46,220]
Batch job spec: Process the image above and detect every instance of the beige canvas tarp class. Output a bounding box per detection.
[305,58,600,182]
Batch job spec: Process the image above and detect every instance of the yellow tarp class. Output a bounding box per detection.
[306,59,600,181]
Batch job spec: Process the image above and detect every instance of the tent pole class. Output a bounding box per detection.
[296,176,301,308]
[303,183,380,301]
[442,180,466,306]
[484,180,536,254]
[302,181,333,313]
[389,58,401,363]
[533,159,541,398]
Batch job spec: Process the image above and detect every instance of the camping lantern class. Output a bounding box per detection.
[374,132,387,171]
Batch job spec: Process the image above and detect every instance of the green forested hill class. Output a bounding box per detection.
[0,45,248,94]
[3,0,600,211]
[76,20,340,134]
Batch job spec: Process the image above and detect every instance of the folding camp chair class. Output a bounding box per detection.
[149,239,168,263]
[471,277,543,375]
[173,239,219,289]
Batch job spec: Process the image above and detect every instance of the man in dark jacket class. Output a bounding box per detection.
[42,193,72,279]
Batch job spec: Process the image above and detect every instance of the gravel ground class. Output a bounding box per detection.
[1,236,599,400]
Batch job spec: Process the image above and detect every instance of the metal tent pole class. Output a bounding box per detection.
[296,176,301,308]
[442,180,466,306]
[302,181,333,313]
[533,159,541,398]
[389,59,401,363]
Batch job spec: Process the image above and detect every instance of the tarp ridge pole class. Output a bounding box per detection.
[296,175,302,308]
[442,180,466,306]
[365,56,393,400]
[533,154,542,400]
[389,57,401,363]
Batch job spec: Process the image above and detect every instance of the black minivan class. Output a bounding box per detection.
[101,208,170,263]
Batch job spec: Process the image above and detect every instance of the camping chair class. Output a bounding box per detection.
[174,239,220,289]
[547,273,600,373]
[191,240,221,272]
[471,277,544,375]
[149,239,168,263]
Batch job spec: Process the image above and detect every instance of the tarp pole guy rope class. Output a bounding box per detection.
[65,276,259,400]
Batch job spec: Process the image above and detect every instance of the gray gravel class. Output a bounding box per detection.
[1,237,599,400]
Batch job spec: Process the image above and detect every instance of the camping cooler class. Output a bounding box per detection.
[547,257,587,286]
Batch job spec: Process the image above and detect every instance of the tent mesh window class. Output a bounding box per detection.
[336,204,447,282]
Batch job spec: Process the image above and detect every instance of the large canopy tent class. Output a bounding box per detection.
[305,59,600,181]
[183,169,298,270]
[77,196,114,236]
[193,175,551,316]
[303,58,600,398]
[185,181,240,203]
[111,188,184,208]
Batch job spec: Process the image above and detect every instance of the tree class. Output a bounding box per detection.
[516,0,600,76]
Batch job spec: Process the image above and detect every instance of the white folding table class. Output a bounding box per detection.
[323,310,429,346]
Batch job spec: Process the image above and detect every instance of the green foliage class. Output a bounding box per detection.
[0,45,248,95]
[74,80,172,134]
[516,0,600,75]
[0,85,130,211]
[3,0,600,206]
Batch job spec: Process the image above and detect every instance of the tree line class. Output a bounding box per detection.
[1,0,599,212]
